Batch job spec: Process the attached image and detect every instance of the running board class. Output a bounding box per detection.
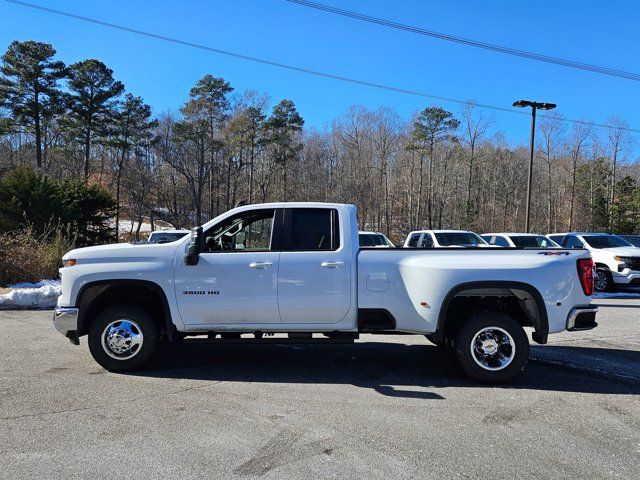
[182,333,358,345]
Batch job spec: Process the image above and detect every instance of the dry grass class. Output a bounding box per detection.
[0,225,73,286]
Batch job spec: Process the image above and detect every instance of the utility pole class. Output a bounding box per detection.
[513,100,557,232]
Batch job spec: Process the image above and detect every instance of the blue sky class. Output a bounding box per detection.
[2,0,639,149]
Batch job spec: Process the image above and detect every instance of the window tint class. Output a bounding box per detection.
[621,236,640,247]
[149,232,188,244]
[360,233,392,247]
[407,233,421,247]
[288,208,339,251]
[419,234,434,248]
[565,236,584,248]
[494,236,510,247]
[582,235,632,249]
[434,232,485,246]
[203,209,275,252]
[510,235,556,248]
[548,235,565,246]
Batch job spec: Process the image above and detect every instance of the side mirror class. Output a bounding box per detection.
[185,226,204,265]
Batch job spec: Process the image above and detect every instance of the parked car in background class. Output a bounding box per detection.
[619,234,640,248]
[481,233,560,248]
[404,230,490,248]
[359,231,395,248]
[548,232,640,292]
[148,230,190,244]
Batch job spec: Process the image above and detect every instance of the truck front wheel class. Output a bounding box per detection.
[594,267,613,292]
[88,305,159,372]
[453,311,529,384]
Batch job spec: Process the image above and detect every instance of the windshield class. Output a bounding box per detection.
[434,232,485,246]
[582,235,633,249]
[360,233,393,247]
[149,232,189,243]
[622,236,640,248]
[509,235,559,248]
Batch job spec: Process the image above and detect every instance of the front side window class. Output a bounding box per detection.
[203,209,275,252]
[287,208,339,251]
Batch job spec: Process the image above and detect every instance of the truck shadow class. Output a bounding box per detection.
[131,342,640,399]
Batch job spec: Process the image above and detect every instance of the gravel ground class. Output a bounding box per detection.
[0,301,639,479]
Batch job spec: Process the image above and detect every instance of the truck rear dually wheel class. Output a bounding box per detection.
[88,305,159,372]
[453,311,529,384]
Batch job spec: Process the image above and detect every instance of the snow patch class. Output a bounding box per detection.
[0,280,61,309]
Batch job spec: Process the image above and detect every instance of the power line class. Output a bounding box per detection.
[287,0,640,82]
[4,0,640,134]
[451,0,640,41]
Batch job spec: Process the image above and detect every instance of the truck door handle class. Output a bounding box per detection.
[249,262,273,269]
[321,261,345,269]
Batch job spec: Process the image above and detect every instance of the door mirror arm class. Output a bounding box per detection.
[185,226,204,265]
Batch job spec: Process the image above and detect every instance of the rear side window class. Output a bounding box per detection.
[285,208,340,251]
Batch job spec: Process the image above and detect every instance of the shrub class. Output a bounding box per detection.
[0,223,74,286]
[0,166,115,246]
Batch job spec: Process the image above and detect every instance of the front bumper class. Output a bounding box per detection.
[612,270,640,285]
[53,307,80,345]
[566,306,598,331]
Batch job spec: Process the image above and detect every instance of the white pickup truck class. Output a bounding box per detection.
[548,232,640,292]
[54,203,598,383]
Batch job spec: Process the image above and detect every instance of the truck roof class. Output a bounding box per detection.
[549,232,615,237]
[408,229,476,234]
[483,233,550,237]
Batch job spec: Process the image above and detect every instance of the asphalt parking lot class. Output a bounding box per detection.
[1,299,639,479]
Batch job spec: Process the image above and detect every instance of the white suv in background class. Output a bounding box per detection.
[404,230,490,248]
[482,233,560,248]
[548,232,640,292]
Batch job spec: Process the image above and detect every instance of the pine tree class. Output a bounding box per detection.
[0,41,66,170]
[63,59,124,179]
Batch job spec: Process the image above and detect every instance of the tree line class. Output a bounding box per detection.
[1,39,638,245]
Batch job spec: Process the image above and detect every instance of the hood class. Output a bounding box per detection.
[62,241,183,262]
[595,247,640,257]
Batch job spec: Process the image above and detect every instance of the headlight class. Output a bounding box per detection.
[614,256,627,262]
[62,259,77,267]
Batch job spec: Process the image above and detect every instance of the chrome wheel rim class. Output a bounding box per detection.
[101,320,144,360]
[594,271,607,291]
[470,326,515,371]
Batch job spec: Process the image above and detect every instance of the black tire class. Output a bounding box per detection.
[594,266,614,292]
[453,311,529,384]
[88,305,159,372]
